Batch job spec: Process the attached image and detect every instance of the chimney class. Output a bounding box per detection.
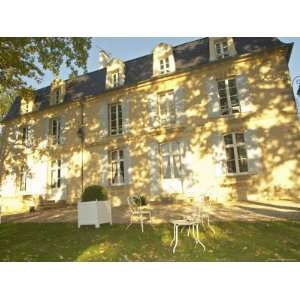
[99,50,111,69]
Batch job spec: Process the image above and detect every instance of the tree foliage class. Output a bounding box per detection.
[0,37,92,93]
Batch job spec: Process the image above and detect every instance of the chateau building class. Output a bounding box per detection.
[0,37,299,214]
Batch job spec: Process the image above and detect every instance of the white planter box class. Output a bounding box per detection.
[78,200,112,228]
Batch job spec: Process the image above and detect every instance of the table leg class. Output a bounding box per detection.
[195,224,206,251]
[170,224,176,247]
[173,225,179,254]
[140,214,144,232]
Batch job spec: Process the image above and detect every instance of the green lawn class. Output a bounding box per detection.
[0,221,300,261]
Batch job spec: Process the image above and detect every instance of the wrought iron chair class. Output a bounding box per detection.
[126,196,152,233]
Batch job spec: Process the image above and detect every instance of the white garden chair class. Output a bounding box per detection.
[126,196,152,233]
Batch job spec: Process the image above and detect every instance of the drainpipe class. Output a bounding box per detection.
[77,100,85,198]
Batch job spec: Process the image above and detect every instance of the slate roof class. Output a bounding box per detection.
[2,37,292,122]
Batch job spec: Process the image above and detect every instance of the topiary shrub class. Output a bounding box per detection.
[81,185,108,202]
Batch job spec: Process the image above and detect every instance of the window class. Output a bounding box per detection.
[109,103,123,135]
[159,91,176,125]
[19,166,28,191]
[217,78,240,115]
[50,160,61,189]
[215,39,230,59]
[21,126,29,145]
[224,133,248,175]
[52,87,63,105]
[110,149,125,185]
[112,71,120,88]
[161,141,182,179]
[159,57,170,74]
[50,118,62,145]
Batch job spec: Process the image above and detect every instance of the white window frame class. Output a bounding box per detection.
[19,166,28,191]
[109,103,123,136]
[158,90,176,126]
[160,141,182,179]
[112,71,120,88]
[159,57,170,75]
[110,149,125,186]
[223,133,248,175]
[215,39,230,59]
[50,117,62,145]
[217,78,241,116]
[50,159,61,189]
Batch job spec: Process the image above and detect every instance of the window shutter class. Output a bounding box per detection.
[60,159,68,200]
[236,75,252,113]
[148,142,161,195]
[174,87,186,124]
[42,119,49,148]
[244,129,262,173]
[99,102,108,137]
[148,94,159,128]
[211,132,226,177]
[206,78,220,118]
[60,117,66,144]
[99,147,109,186]
[122,100,130,133]
[124,146,132,185]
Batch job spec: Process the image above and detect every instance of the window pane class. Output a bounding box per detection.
[162,156,171,179]
[173,155,181,178]
[161,144,169,155]
[236,133,245,144]
[224,134,233,145]
[111,151,117,161]
[225,147,235,160]
[218,81,226,90]
[238,159,248,172]
[227,160,236,173]
[120,161,125,183]
[112,162,118,184]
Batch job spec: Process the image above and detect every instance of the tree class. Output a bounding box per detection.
[0,37,92,93]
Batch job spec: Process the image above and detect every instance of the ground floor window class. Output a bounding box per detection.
[160,141,182,179]
[110,149,125,185]
[224,133,248,174]
[50,159,61,188]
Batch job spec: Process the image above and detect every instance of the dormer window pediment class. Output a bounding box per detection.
[209,37,237,62]
[153,43,176,76]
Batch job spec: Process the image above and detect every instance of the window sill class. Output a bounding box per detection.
[225,171,257,178]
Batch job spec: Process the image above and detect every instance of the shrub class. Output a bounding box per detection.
[133,195,147,206]
[81,185,108,202]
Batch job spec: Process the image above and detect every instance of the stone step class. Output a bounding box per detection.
[37,200,67,210]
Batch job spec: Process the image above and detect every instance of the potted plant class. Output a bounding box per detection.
[77,185,112,228]
[132,195,147,207]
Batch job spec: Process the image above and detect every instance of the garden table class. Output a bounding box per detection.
[170,219,206,254]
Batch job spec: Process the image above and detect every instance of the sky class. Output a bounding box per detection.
[28,37,300,101]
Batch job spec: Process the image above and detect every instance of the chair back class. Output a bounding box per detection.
[127,196,139,213]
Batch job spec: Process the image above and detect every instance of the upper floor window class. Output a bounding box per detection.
[159,91,176,126]
[215,39,230,59]
[161,141,182,179]
[217,78,240,115]
[20,99,34,114]
[50,117,62,145]
[160,57,170,75]
[112,71,120,88]
[50,159,61,189]
[110,149,125,185]
[224,133,248,175]
[19,166,28,191]
[109,103,123,136]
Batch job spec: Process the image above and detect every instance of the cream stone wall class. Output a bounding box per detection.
[1,46,300,214]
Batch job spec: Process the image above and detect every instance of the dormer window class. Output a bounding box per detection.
[20,99,33,114]
[160,57,170,74]
[209,37,237,62]
[50,79,65,106]
[153,43,176,77]
[106,59,125,90]
[215,39,230,59]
